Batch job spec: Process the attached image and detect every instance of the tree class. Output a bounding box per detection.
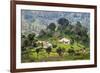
[56,48,63,56]
[52,44,57,48]
[74,21,82,34]
[57,18,69,33]
[28,33,35,41]
[46,47,52,56]
[33,42,38,47]
[57,18,69,26]
[73,21,89,47]
[67,49,75,55]
[21,39,29,51]
[71,21,83,44]
[24,39,29,46]
[47,23,56,31]
[64,24,73,35]
[21,34,26,38]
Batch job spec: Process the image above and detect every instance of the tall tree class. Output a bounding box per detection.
[47,23,56,31]
[27,33,35,46]
[57,18,69,33]
[57,18,69,27]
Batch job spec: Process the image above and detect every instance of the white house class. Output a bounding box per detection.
[59,38,70,44]
[43,41,52,49]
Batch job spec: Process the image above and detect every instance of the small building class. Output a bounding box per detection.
[43,41,52,49]
[59,38,70,44]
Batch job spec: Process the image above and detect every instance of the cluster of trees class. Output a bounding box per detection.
[38,17,89,48]
[21,33,36,51]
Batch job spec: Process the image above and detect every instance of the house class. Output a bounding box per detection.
[59,38,70,44]
[43,41,52,49]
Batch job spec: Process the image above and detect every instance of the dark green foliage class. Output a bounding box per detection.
[68,49,75,55]
[70,37,75,44]
[57,18,69,26]
[46,47,52,55]
[57,18,70,35]
[36,48,40,54]
[21,34,26,38]
[65,21,90,47]
[52,44,57,48]
[33,42,38,47]
[28,33,35,41]
[21,46,26,51]
[24,39,29,47]
[64,25,73,35]
[47,23,56,31]
[56,48,63,56]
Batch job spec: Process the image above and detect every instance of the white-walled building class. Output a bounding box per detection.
[59,38,70,44]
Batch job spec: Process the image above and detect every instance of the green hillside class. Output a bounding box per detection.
[21,18,90,63]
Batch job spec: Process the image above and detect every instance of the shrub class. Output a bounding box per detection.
[56,48,63,56]
[67,49,75,55]
[46,47,52,55]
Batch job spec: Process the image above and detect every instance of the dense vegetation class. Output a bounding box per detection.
[21,17,90,63]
